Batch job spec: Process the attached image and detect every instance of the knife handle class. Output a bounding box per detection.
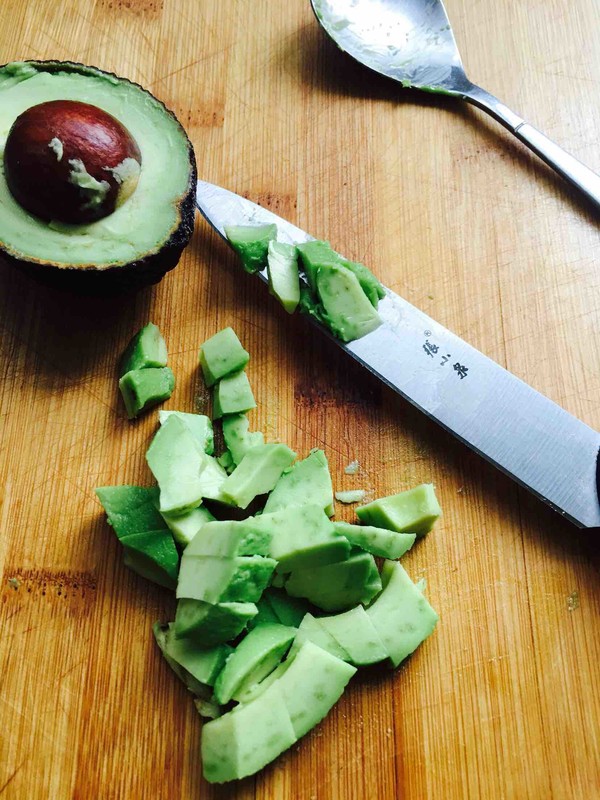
[464,84,600,213]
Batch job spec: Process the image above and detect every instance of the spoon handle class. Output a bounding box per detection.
[464,85,600,212]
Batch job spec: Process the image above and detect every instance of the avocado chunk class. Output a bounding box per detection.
[212,370,256,419]
[95,485,166,539]
[184,519,272,558]
[201,680,297,783]
[153,622,231,697]
[333,521,416,560]
[289,613,350,662]
[334,489,367,504]
[241,504,350,572]
[296,241,385,307]
[366,561,439,668]
[263,448,334,517]
[213,623,296,704]
[261,588,312,628]
[119,322,167,375]
[224,223,277,273]
[199,328,250,387]
[120,529,179,589]
[158,410,214,455]
[119,367,175,419]
[316,262,382,342]
[0,61,196,292]
[220,443,297,509]
[267,241,300,313]
[275,641,356,739]
[222,413,264,466]
[174,598,257,645]
[317,606,388,666]
[160,505,215,549]
[177,553,276,604]
[284,548,381,611]
[146,415,206,515]
[356,483,441,537]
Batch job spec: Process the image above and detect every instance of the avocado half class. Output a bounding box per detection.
[0,60,197,292]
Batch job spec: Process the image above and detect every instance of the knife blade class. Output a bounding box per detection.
[196,180,600,529]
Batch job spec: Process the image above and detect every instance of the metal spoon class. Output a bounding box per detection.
[311,0,600,211]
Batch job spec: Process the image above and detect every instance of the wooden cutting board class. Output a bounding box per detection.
[1,1,599,797]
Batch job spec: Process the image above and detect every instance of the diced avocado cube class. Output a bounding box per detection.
[333,521,416,560]
[289,613,350,662]
[217,450,235,472]
[318,606,388,666]
[184,519,272,558]
[263,448,334,517]
[199,328,250,387]
[262,589,311,628]
[146,415,206,515]
[315,262,382,343]
[366,561,439,668]
[95,485,166,540]
[356,483,441,537]
[158,410,214,454]
[296,242,384,309]
[284,548,381,611]
[196,452,230,502]
[119,367,175,419]
[120,529,179,590]
[241,504,350,573]
[224,223,277,274]
[212,370,256,419]
[334,489,367,504]
[338,258,385,308]
[247,594,280,630]
[153,622,231,697]
[119,322,168,376]
[222,413,265,466]
[201,681,297,783]
[177,554,276,604]
[214,623,296,704]
[275,641,356,739]
[160,505,216,549]
[267,241,300,313]
[220,443,297,509]
[296,240,339,292]
[174,598,257,645]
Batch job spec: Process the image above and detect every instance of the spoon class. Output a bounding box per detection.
[311,0,600,211]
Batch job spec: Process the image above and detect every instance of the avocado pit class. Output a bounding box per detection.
[4,99,142,224]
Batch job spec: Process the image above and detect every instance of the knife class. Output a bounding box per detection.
[196,180,600,529]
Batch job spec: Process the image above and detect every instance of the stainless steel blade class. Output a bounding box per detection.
[196,180,600,529]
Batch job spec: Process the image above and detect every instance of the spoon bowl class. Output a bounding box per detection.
[311,0,600,211]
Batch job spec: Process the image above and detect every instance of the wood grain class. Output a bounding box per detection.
[1,1,599,798]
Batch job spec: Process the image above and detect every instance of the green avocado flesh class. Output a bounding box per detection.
[120,322,167,375]
[212,370,256,419]
[153,622,231,697]
[98,326,441,783]
[0,61,194,269]
[284,548,382,611]
[202,642,356,783]
[333,521,416,560]
[356,483,442,537]
[119,367,175,419]
[158,410,214,455]
[213,623,295,704]
[199,327,250,387]
[224,224,277,273]
[366,561,439,668]
[263,448,334,516]
[267,241,300,313]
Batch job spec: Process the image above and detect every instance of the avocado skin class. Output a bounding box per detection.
[0,60,197,295]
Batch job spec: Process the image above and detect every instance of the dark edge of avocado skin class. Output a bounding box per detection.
[0,60,197,295]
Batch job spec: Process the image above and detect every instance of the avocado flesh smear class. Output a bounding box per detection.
[0,62,192,267]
